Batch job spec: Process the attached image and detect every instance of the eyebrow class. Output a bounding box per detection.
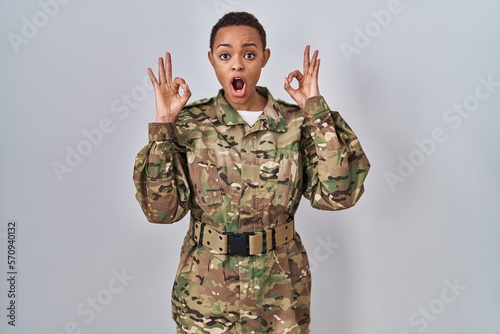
[216,43,258,49]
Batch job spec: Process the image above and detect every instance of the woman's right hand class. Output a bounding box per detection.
[147,52,191,123]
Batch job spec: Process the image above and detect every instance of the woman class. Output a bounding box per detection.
[134,11,370,334]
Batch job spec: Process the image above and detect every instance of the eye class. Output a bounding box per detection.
[219,53,230,60]
[244,53,255,60]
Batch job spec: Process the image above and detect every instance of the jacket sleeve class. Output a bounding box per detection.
[300,96,370,210]
[133,122,191,223]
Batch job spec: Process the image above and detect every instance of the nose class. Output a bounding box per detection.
[231,58,244,71]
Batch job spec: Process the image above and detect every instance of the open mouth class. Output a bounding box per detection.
[231,77,246,97]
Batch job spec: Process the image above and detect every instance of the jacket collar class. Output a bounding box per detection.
[214,86,287,133]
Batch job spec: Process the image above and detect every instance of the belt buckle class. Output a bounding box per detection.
[225,232,252,256]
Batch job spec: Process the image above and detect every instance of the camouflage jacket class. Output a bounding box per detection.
[133,86,370,333]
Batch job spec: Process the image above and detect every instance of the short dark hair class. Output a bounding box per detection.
[209,12,267,51]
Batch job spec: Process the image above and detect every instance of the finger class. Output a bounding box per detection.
[172,77,186,88]
[287,70,303,83]
[308,49,319,78]
[312,58,321,80]
[303,45,310,76]
[165,52,173,84]
[283,77,295,96]
[172,77,188,95]
[147,67,159,86]
[173,77,191,105]
[180,83,192,105]
[158,56,166,85]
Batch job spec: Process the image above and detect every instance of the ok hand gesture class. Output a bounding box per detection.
[284,45,321,107]
[147,52,191,123]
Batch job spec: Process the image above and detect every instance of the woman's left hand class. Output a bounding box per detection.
[284,45,320,107]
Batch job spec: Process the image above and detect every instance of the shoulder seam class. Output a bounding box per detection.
[185,97,214,108]
[276,98,299,108]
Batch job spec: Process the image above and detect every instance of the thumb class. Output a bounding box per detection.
[283,77,295,97]
[180,83,192,105]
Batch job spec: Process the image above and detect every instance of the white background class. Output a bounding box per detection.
[1,0,499,333]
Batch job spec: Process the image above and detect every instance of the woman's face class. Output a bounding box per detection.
[208,25,270,109]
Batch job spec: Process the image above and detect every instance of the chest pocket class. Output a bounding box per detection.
[187,148,222,206]
[255,145,301,210]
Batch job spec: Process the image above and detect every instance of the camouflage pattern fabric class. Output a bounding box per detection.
[133,86,370,333]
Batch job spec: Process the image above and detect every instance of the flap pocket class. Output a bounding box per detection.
[188,148,222,206]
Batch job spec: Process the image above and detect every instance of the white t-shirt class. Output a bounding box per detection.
[237,110,263,127]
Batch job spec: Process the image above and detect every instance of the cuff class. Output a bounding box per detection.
[148,123,176,142]
[302,95,330,118]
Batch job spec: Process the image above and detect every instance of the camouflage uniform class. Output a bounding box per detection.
[133,86,370,333]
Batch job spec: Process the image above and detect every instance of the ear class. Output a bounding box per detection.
[207,50,215,67]
[261,48,271,68]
